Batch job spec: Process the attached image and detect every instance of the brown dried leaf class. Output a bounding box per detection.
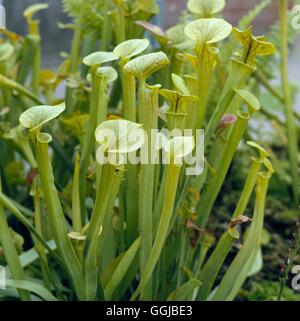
[229,215,252,229]
[186,218,202,232]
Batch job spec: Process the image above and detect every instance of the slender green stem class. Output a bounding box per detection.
[80,31,97,78]
[100,170,123,270]
[212,172,270,301]
[33,191,51,289]
[85,164,116,252]
[193,239,213,277]
[69,22,83,74]
[112,4,126,44]
[66,21,83,111]
[153,167,167,234]
[122,70,136,122]
[277,0,300,283]
[171,52,183,79]
[232,158,262,219]
[197,112,249,229]
[105,236,141,300]
[95,77,110,196]
[279,0,299,205]
[26,21,42,97]
[176,228,187,287]
[0,191,61,264]
[0,177,30,301]
[100,0,111,51]
[97,78,109,124]
[0,74,43,105]
[204,59,254,149]
[132,162,181,301]
[194,45,216,130]
[16,36,36,85]
[31,35,41,97]
[72,154,82,232]
[121,67,139,244]
[83,163,116,300]
[17,136,37,169]
[0,64,11,107]
[185,76,198,130]
[36,137,85,300]
[138,83,160,300]
[79,70,102,219]
[196,158,262,300]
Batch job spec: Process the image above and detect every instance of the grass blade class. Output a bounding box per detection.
[167,278,202,301]
[6,279,57,301]
[105,236,141,300]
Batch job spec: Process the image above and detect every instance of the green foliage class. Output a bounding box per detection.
[244,281,300,301]
[238,0,272,29]
[62,0,105,31]
[0,0,298,302]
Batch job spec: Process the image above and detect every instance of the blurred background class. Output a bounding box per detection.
[2,0,300,105]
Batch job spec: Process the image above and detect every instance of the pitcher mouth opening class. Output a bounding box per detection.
[95,125,205,175]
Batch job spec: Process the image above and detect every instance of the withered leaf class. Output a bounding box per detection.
[229,215,252,229]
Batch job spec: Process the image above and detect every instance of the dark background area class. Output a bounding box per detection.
[2,0,300,108]
[164,0,279,30]
[3,0,71,68]
[2,0,280,69]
